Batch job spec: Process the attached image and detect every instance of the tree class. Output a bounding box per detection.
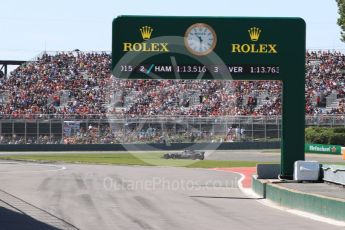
[336,0,345,42]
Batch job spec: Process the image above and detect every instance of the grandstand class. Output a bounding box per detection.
[0,50,344,144]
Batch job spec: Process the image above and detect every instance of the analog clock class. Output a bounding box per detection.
[184,23,217,56]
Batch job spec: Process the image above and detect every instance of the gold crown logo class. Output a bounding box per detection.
[140,26,153,40]
[248,27,261,41]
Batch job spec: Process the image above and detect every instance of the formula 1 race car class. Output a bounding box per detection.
[162,150,205,160]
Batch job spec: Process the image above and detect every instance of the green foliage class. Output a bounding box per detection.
[305,127,345,145]
[328,133,345,145]
[333,127,345,133]
[336,0,345,42]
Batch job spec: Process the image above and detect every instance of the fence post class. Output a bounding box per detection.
[123,122,125,143]
[37,121,39,143]
[61,121,64,144]
[24,120,27,144]
[49,119,52,143]
[264,122,267,141]
[251,120,254,141]
[277,117,280,141]
[12,120,14,143]
[98,119,101,143]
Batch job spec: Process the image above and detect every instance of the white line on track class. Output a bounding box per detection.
[0,161,66,174]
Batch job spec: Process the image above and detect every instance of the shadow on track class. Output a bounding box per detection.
[0,206,61,230]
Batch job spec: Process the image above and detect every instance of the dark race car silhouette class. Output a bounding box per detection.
[162,150,205,160]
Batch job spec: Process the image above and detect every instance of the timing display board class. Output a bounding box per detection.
[118,64,280,77]
[112,16,306,178]
[112,16,304,81]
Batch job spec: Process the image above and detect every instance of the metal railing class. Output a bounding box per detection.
[0,115,280,144]
[0,115,344,145]
[0,114,345,125]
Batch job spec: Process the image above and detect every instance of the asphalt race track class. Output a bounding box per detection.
[0,162,343,230]
[205,150,345,163]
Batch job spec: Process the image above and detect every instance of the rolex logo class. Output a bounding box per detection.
[232,27,277,54]
[248,27,261,41]
[123,26,169,52]
[140,26,153,40]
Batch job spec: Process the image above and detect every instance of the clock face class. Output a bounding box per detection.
[184,23,217,56]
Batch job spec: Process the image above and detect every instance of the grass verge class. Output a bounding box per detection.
[0,153,342,168]
[0,153,265,168]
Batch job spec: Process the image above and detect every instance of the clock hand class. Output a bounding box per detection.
[198,36,203,43]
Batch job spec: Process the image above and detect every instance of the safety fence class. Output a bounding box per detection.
[0,115,343,145]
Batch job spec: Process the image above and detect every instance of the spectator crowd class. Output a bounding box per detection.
[0,50,343,144]
[0,50,344,119]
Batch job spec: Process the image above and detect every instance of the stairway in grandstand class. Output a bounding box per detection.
[0,91,9,105]
[322,92,341,113]
[243,90,269,106]
[59,90,72,107]
[124,91,140,107]
[180,90,200,106]
[325,98,343,113]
